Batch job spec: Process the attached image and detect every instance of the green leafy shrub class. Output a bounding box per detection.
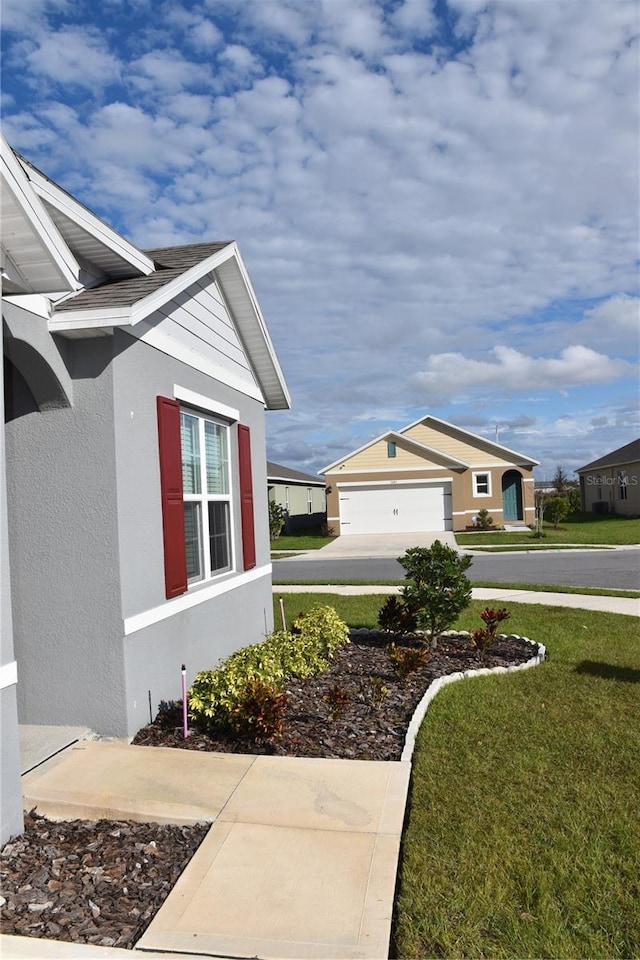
[324,683,350,720]
[230,679,288,741]
[475,508,494,529]
[399,542,473,651]
[269,499,286,539]
[387,642,430,678]
[188,605,349,731]
[546,495,570,529]
[377,594,419,633]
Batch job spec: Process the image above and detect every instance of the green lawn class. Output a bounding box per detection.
[273,594,640,960]
[456,512,640,546]
[270,528,333,551]
[468,544,613,552]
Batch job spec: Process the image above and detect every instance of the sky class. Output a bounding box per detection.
[2,0,638,480]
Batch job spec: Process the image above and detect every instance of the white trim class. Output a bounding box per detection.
[123,564,272,635]
[327,515,340,521]
[327,465,459,477]
[0,661,18,689]
[337,478,454,488]
[135,326,265,403]
[173,385,239,422]
[321,430,468,474]
[472,471,492,497]
[400,413,540,466]
[522,478,535,482]
[524,506,535,511]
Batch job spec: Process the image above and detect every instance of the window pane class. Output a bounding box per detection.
[181,414,201,494]
[208,501,230,572]
[205,421,229,495]
[184,502,202,580]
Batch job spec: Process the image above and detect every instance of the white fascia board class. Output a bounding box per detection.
[1,136,81,291]
[402,413,540,466]
[19,160,155,277]
[337,478,454,487]
[48,306,132,333]
[321,430,469,474]
[268,475,325,486]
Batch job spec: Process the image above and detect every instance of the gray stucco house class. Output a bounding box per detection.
[0,136,290,842]
[267,461,326,532]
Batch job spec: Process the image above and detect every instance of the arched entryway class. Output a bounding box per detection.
[501,470,523,522]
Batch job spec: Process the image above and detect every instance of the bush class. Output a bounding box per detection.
[387,642,430,678]
[269,500,286,539]
[229,679,288,742]
[399,542,473,650]
[471,607,511,661]
[188,605,350,732]
[377,594,419,633]
[475,508,494,530]
[546,495,570,529]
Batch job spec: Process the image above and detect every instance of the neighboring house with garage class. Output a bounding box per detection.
[267,461,326,532]
[1,136,289,841]
[322,415,538,535]
[576,438,640,516]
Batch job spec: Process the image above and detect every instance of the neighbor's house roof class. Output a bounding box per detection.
[321,415,538,474]
[576,438,640,473]
[267,461,325,486]
[2,137,290,411]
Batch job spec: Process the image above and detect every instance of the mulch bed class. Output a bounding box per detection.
[132,629,539,761]
[0,629,538,950]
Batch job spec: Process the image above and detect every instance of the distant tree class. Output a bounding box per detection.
[551,466,571,496]
[268,500,286,539]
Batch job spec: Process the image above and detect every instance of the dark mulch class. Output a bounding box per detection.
[0,629,538,950]
[132,629,539,761]
[0,812,208,948]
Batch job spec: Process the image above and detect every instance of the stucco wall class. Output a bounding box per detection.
[5,330,127,733]
[269,481,326,532]
[579,461,640,516]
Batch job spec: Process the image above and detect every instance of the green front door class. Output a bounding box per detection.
[502,471,522,521]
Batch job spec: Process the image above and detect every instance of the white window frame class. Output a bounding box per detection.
[472,471,492,497]
[285,486,290,512]
[307,487,313,514]
[181,408,235,584]
[618,471,628,501]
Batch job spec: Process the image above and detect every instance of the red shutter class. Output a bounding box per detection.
[157,397,188,598]
[238,424,256,570]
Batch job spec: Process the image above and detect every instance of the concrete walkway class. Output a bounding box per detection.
[275,584,640,616]
[306,531,458,558]
[13,741,410,960]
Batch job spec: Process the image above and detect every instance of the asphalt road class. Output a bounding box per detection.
[273,548,640,591]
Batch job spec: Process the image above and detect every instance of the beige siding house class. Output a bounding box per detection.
[322,415,538,535]
[267,462,326,532]
[577,439,640,516]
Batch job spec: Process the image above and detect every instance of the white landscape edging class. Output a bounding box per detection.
[400,634,547,763]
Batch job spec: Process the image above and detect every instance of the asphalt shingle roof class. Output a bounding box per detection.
[55,241,232,312]
[577,438,640,472]
[267,461,324,485]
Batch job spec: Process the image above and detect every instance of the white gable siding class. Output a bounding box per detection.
[133,276,261,399]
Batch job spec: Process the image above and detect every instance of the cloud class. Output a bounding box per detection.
[25,26,121,88]
[411,346,634,399]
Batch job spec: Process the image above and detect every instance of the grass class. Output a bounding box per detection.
[270,527,333,551]
[469,544,613,552]
[456,512,640,546]
[273,593,640,959]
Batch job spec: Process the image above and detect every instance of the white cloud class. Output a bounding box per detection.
[25,26,121,87]
[411,346,633,399]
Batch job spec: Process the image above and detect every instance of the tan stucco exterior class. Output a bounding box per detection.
[578,458,640,517]
[323,417,538,534]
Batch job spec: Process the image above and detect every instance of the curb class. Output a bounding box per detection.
[400,634,546,763]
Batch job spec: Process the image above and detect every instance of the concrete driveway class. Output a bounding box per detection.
[310,531,459,559]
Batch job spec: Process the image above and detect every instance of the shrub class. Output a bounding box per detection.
[546,495,570,529]
[324,683,350,720]
[475,508,494,530]
[471,607,511,661]
[188,605,350,732]
[377,594,419,633]
[269,500,286,539]
[230,679,288,741]
[399,542,473,651]
[387,642,430,678]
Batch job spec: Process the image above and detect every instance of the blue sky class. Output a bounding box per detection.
[2,0,638,479]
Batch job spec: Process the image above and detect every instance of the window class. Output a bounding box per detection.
[181,410,232,580]
[618,471,628,501]
[473,472,491,496]
[387,441,397,458]
[307,487,313,514]
[285,487,290,512]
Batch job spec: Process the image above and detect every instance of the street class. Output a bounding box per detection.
[273,548,640,592]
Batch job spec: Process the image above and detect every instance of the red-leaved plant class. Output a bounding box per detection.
[471,607,511,661]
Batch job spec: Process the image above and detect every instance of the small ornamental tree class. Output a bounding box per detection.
[546,495,570,529]
[398,542,473,651]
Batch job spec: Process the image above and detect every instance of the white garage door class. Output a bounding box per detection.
[339,483,452,535]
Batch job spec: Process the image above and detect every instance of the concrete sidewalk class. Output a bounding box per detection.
[13,741,410,960]
[274,584,640,616]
